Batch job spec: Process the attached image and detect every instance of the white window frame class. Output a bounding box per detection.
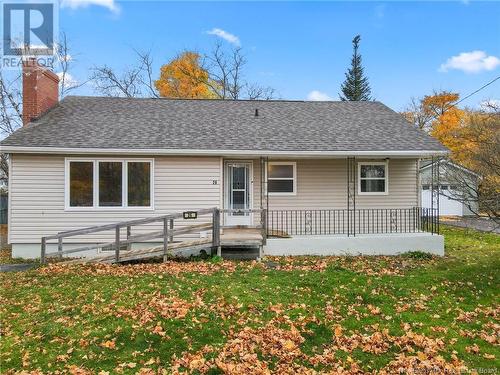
[358,161,388,196]
[266,161,297,196]
[65,158,154,211]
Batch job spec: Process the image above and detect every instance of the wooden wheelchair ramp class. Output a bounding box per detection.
[40,208,266,264]
[68,238,214,264]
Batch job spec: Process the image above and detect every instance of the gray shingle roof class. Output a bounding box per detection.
[0,96,447,153]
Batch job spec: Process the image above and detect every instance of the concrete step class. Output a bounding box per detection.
[221,247,260,260]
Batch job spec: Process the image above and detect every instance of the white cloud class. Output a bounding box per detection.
[60,0,120,13]
[307,90,333,101]
[206,28,240,46]
[56,72,79,90]
[439,50,500,73]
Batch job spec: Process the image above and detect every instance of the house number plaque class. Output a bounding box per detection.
[183,211,198,220]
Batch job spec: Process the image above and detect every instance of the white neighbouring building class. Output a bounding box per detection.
[420,160,480,217]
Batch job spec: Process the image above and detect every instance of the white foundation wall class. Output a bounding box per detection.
[9,154,222,258]
[264,233,444,256]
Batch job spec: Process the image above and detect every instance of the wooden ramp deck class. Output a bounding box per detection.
[66,228,264,264]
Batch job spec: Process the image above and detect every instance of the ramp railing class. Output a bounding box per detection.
[41,207,221,264]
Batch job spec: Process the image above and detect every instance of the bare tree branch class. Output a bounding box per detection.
[90,49,159,98]
[56,32,86,98]
[173,42,277,100]
[402,97,434,131]
[1,31,80,185]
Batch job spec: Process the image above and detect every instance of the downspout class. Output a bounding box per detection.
[346,157,349,237]
[266,156,269,230]
[437,157,440,235]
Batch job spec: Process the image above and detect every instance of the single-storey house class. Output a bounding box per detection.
[0,62,448,259]
[420,159,480,216]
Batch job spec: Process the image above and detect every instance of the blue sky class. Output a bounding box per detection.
[58,0,500,111]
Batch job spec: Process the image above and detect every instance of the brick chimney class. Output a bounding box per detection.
[22,59,59,125]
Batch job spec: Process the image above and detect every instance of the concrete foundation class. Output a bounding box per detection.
[12,233,445,259]
[264,233,444,256]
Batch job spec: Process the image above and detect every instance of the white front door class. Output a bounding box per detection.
[225,161,253,226]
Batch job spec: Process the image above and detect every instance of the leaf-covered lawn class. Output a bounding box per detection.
[1,226,499,374]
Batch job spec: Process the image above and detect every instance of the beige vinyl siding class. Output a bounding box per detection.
[10,155,418,243]
[250,158,419,233]
[9,155,222,243]
[251,158,418,210]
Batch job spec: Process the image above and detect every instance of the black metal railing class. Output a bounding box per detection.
[266,207,438,237]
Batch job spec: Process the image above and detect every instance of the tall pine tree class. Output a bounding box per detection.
[339,35,372,101]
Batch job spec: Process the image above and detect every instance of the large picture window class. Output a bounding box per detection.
[358,162,388,195]
[66,159,153,209]
[267,162,296,195]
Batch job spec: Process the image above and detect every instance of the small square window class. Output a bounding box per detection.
[267,162,296,195]
[358,162,388,195]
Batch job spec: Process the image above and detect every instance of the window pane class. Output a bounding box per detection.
[361,179,385,193]
[268,179,294,193]
[422,185,430,190]
[269,164,293,179]
[70,162,93,207]
[99,162,122,206]
[231,190,245,211]
[232,166,246,190]
[128,162,151,207]
[360,165,385,178]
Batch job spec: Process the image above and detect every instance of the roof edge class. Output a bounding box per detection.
[0,146,449,158]
[420,159,480,177]
[62,95,388,104]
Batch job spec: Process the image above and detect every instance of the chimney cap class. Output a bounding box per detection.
[22,58,60,83]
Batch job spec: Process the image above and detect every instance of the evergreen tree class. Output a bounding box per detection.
[339,35,372,101]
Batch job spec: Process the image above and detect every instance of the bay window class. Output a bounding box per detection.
[66,159,153,209]
[358,162,388,195]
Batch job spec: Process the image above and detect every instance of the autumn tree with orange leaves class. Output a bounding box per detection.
[404,91,467,158]
[405,92,499,222]
[155,52,215,99]
[156,43,276,100]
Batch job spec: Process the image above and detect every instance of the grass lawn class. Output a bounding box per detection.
[1,226,499,374]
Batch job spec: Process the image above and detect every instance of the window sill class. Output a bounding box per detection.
[357,192,389,196]
[64,207,155,212]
